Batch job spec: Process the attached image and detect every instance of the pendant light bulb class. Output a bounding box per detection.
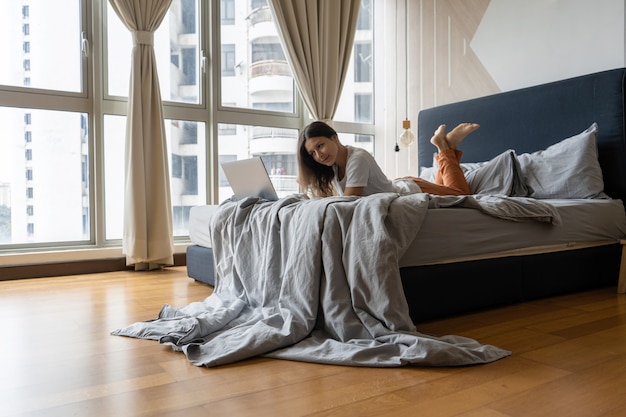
[399,119,415,147]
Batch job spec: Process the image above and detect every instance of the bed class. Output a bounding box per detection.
[119,68,626,367]
[186,67,626,323]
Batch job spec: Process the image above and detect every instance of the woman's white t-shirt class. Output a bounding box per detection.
[332,146,421,196]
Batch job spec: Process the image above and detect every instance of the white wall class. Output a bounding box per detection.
[379,0,626,178]
[471,0,625,91]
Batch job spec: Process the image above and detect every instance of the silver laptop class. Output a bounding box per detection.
[221,157,279,201]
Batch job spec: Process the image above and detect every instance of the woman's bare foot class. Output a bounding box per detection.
[430,124,451,152]
[446,123,480,149]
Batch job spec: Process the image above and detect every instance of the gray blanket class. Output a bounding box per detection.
[112,192,560,367]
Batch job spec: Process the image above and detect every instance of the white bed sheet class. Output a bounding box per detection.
[188,199,626,266]
[399,198,626,267]
[189,205,219,248]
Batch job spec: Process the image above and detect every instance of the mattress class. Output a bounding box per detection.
[188,199,626,266]
[399,198,626,266]
[189,205,219,248]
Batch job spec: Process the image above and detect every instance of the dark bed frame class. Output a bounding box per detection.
[402,67,626,322]
[187,68,626,323]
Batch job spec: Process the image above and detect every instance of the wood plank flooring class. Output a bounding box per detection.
[1,266,625,417]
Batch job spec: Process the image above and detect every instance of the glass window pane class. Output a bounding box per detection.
[107,0,201,104]
[334,0,374,123]
[104,116,206,240]
[217,124,298,202]
[338,132,373,154]
[220,1,295,113]
[0,108,89,245]
[0,0,83,92]
[103,115,124,241]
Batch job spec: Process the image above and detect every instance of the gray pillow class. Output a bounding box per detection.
[517,123,606,199]
[465,150,529,196]
[419,150,528,196]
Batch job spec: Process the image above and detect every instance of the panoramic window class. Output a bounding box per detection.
[0,0,377,256]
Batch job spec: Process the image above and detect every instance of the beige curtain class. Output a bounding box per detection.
[268,0,361,121]
[109,0,174,270]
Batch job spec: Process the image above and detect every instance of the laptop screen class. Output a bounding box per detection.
[220,157,279,201]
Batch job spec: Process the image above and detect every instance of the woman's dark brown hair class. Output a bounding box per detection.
[297,121,338,197]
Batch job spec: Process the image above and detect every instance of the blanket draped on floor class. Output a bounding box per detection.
[113,192,561,367]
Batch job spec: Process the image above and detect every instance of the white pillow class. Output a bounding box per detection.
[419,163,437,182]
[517,123,606,199]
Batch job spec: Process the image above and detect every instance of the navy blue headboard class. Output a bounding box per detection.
[417,68,626,201]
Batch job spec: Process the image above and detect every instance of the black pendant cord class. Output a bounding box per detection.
[394,2,400,152]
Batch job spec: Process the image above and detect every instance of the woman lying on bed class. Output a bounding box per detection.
[297,120,479,197]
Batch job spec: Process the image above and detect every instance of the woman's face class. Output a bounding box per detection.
[304,135,339,166]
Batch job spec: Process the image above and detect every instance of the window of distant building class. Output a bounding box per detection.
[221,0,235,25]
[222,44,236,77]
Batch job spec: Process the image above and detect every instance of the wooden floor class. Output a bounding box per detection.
[1,267,626,417]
